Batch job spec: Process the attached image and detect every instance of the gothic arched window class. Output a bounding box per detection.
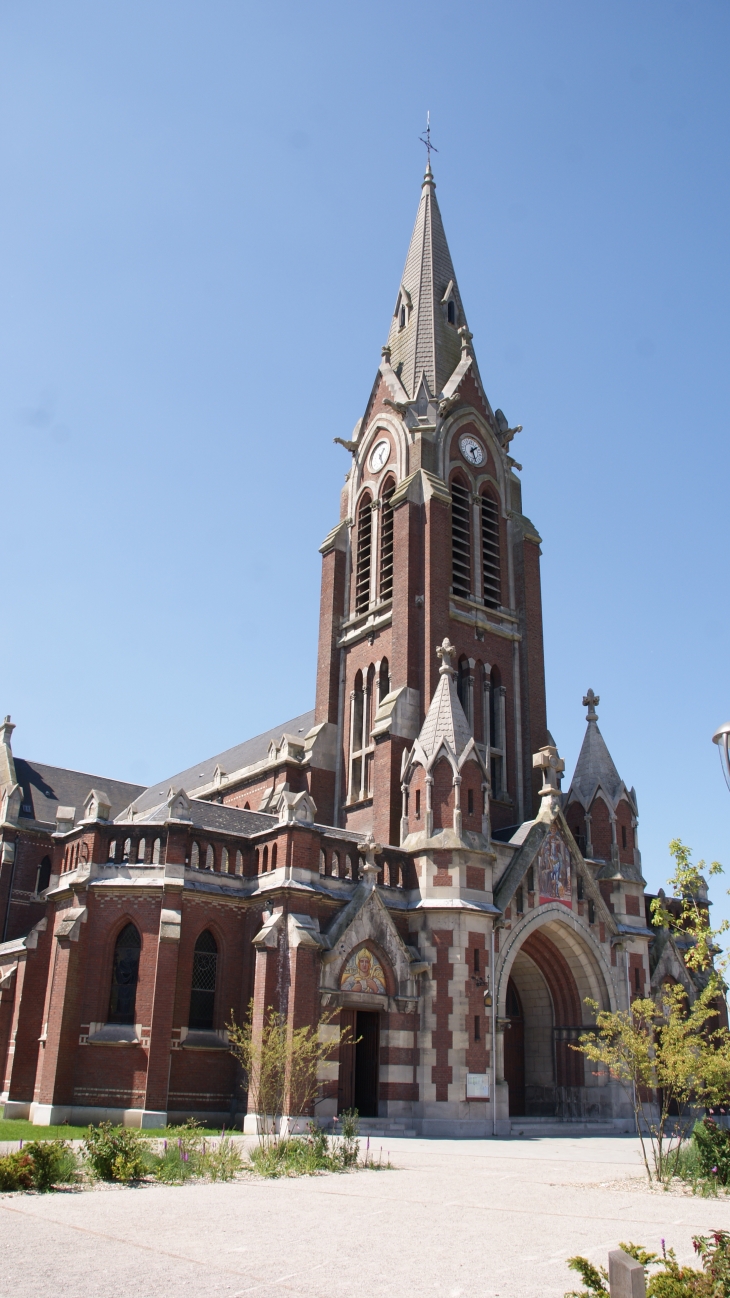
[190,842,200,869]
[379,479,395,600]
[221,846,229,873]
[235,850,243,875]
[189,930,218,1031]
[378,657,390,705]
[152,837,162,864]
[136,838,146,863]
[355,494,372,615]
[447,299,456,324]
[451,475,471,598]
[37,855,52,893]
[108,923,141,1025]
[205,843,215,871]
[481,490,501,610]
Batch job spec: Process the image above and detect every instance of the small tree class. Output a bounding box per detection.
[228,1003,350,1148]
[573,840,730,1182]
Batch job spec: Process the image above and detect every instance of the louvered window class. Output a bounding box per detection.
[481,493,501,610]
[451,479,471,597]
[379,484,395,600]
[189,930,217,1031]
[355,497,372,614]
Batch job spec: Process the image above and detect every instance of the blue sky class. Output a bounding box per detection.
[1,2,729,917]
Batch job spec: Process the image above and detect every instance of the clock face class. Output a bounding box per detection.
[459,435,485,466]
[369,439,390,472]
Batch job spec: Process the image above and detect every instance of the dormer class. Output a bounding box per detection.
[277,788,317,826]
[83,789,111,822]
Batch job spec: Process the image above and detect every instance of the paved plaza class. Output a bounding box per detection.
[2,1135,730,1298]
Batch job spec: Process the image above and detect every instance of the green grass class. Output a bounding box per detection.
[0,1120,231,1143]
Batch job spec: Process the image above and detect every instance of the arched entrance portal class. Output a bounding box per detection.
[502,919,602,1120]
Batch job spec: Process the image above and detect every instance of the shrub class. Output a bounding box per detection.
[692,1118,730,1186]
[198,1135,243,1182]
[0,1151,35,1192]
[337,1110,360,1169]
[565,1233,730,1297]
[83,1123,150,1182]
[23,1141,77,1191]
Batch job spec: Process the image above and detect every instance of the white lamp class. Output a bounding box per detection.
[712,722,730,792]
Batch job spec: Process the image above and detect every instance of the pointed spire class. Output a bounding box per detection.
[569,690,624,807]
[386,167,468,400]
[416,639,473,762]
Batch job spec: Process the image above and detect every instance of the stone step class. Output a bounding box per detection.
[510,1117,626,1136]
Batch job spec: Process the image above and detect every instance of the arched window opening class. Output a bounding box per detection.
[190,842,200,869]
[355,495,372,615]
[399,302,406,329]
[378,658,390,705]
[271,843,277,869]
[486,666,506,798]
[123,838,131,861]
[516,886,524,914]
[451,477,471,598]
[358,855,365,878]
[345,854,353,879]
[447,299,456,325]
[254,847,259,872]
[205,844,215,871]
[379,480,395,600]
[388,860,400,888]
[80,842,89,864]
[108,923,141,1025]
[319,849,326,875]
[37,856,52,893]
[136,838,146,864]
[152,838,162,865]
[262,845,269,871]
[221,846,229,873]
[108,840,117,863]
[244,802,251,810]
[235,850,243,875]
[457,657,473,729]
[481,492,501,610]
[332,851,340,877]
[189,930,218,1031]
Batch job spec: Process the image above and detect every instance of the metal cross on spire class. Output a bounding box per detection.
[419,111,438,166]
[582,689,600,722]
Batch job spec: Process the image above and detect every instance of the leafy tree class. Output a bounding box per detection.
[573,841,730,1182]
[228,1003,352,1148]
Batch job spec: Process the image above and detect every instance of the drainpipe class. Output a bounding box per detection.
[491,923,496,1137]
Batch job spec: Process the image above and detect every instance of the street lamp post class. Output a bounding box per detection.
[712,721,730,792]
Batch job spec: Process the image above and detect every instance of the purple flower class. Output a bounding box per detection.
[713,1166,718,1174]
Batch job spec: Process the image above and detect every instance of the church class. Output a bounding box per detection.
[0,163,693,1136]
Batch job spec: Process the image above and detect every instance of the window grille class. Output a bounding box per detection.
[481,493,501,609]
[189,930,217,1031]
[379,484,395,600]
[451,479,471,597]
[355,497,372,614]
[108,923,141,1025]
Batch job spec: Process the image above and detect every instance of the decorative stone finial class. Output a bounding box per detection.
[533,744,565,800]
[436,638,457,677]
[458,325,473,355]
[0,715,15,745]
[582,689,600,722]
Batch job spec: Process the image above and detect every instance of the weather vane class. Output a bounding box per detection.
[419,111,438,165]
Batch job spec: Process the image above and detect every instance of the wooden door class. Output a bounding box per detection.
[337,1008,356,1114]
[503,977,525,1116]
[354,1011,380,1117]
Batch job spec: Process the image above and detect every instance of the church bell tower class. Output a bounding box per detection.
[314,163,549,847]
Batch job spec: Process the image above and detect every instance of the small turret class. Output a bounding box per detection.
[564,690,641,879]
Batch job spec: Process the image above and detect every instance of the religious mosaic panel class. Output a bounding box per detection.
[537,825,572,908]
[340,946,387,995]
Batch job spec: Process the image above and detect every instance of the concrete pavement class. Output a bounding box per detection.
[2,1135,729,1297]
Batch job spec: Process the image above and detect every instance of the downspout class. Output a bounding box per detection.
[491,923,496,1137]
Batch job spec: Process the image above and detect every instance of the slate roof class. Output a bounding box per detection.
[417,667,472,763]
[131,798,278,835]
[130,709,316,815]
[385,164,467,400]
[14,759,145,830]
[568,718,625,809]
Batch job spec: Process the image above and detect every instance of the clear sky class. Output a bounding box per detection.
[1,2,729,920]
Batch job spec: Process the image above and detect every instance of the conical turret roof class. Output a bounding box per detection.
[385,165,468,400]
[416,639,473,763]
[568,691,629,810]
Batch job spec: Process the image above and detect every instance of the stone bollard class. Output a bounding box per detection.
[608,1249,646,1298]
